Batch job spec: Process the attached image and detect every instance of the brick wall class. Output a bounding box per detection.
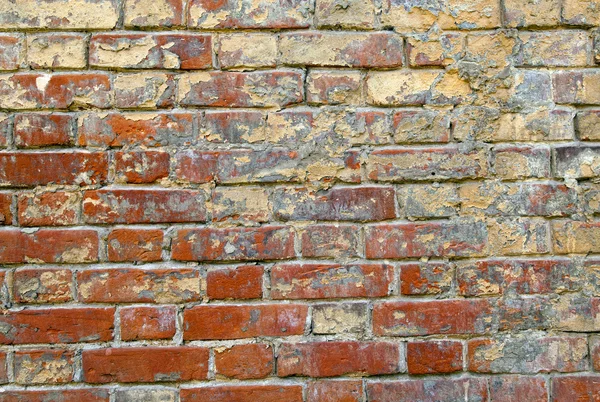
[0,0,599,400]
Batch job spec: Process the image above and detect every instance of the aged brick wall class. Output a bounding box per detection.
[0,0,599,400]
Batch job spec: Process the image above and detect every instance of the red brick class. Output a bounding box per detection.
[0,307,113,344]
[77,268,200,303]
[367,378,489,402]
[215,344,273,379]
[300,224,361,258]
[280,32,403,68]
[114,150,170,184]
[551,376,600,402]
[392,109,450,143]
[78,112,194,147]
[400,262,453,295]
[82,347,208,383]
[272,186,396,222]
[0,73,112,110]
[174,150,218,183]
[17,191,80,226]
[14,113,74,148]
[178,71,304,108]
[490,376,548,402]
[457,259,578,296]
[307,71,362,105]
[13,268,73,303]
[271,263,393,299]
[188,0,311,28]
[365,221,487,259]
[0,34,24,70]
[90,33,211,69]
[0,151,108,187]
[107,229,163,262]
[367,146,488,181]
[407,341,463,375]
[183,304,307,340]
[0,192,13,225]
[0,351,7,383]
[14,349,74,384]
[83,189,207,224]
[0,229,98,264]
[0,389,109,402]
[206,265,263,300]
[277,341,401,377]
[172,226,295,262]
[307,380,363,402]
[373,299,495,336]
[468,335,588,373]
[181,385,303,402]
[120,306,176,341]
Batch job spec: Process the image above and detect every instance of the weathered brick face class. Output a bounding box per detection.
[0,0,599,400]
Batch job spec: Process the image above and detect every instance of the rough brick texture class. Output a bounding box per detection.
[1,0,598,400]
